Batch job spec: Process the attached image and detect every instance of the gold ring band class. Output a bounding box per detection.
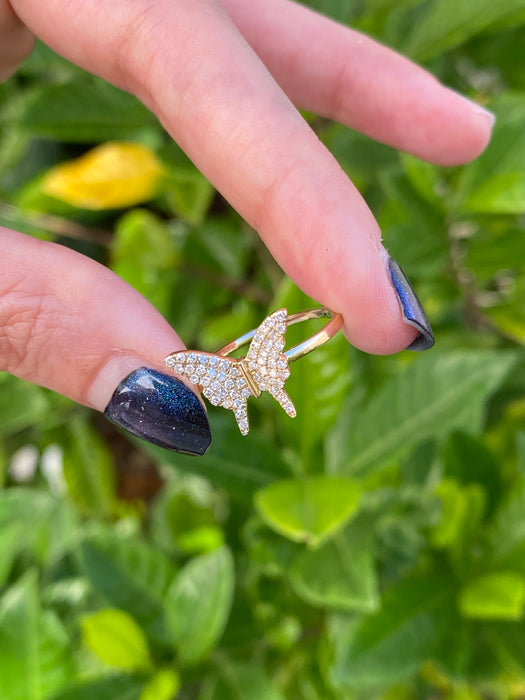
[217,308,343,362]
[165,308,343,435]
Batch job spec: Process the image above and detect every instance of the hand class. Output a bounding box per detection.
[0,0,494,453]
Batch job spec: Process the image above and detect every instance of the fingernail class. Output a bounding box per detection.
[387,257,435,351]
[104,367,211,455]
[453,91,496,129]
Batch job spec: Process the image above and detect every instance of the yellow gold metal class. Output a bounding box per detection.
[217,308,343,361]
[165,308,343,436]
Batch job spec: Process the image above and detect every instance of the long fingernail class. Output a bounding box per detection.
[104,367,211,455]
[387,257,435,351]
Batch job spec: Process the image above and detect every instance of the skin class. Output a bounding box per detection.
[0,0,494,412]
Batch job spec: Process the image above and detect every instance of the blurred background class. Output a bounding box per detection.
[1,0,525,698]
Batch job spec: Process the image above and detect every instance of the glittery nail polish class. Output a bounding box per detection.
[388,258,435,351]
[104,367,211,455]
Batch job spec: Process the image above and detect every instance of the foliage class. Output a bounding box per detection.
[1,1,525,698]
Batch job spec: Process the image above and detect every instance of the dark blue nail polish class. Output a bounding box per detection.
[388,258,435,351]
[104,368,211,455]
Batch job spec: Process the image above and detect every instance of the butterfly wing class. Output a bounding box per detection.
[245,308,296,418]
[165,351,254,435]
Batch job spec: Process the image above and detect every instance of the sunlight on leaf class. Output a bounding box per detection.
[255,477,361,548]
[81,608,152,671]
[459,573,525,620]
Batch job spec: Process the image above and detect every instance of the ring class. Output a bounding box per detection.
[165,308,343,435]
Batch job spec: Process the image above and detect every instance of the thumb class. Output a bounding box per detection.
[0,228,211,455]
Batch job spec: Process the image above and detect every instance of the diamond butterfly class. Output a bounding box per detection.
[165,309,296,435]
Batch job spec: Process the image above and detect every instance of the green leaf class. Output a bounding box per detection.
[486,479,525,573]
[81,609,152,671]
[164,546,234,663]
[442,432,501,512]
[465,227,525,282]
[0,489,77,586]
[0,570,73,700]
[153,488,224,556]
[430,479,485,553]
[0,373,51,439]
[378,165,447,269]
[289,515,379,612]
[459,573,525,620]
[140,413,290,502]
[328,351,516,477]
[463,172,525,214]
[140,669,181,700]
[404,0,525,61]
[255,477,361,548]
[328,575,455,689]
[488,622,525,676]
[18,77,158,142]
[62,415,116,517]
[163,168,214,226]
[457,93,525,212]
[484,274,525,345]
[201,662,285,700]
[79,530,177,644]
[112,209,180,315]
[47,677,142,700]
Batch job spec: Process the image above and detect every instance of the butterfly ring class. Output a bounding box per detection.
[165,308,343,435]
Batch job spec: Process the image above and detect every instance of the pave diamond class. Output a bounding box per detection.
[164,308,296,435]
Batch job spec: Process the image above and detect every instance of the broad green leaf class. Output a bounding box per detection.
[62,416,116,517]
[0,570,73,700]
[42,142,165,210]
[328,351,516,477]
[271,279,352,466]
[255,477,361,548]
[81,609,152,671]
[79,530,177,644]
[404,0,525,60]
[140,669,181,700]
[165,546,234,663]
[0,373,51,439]
[328,575,455,689]
[201,662,285,700]
[47,677,142,700]
[289,515,379,611]
[140,413,290,502]
[459,573,525,620]
[18,77,158,142]
[112,209,180,315]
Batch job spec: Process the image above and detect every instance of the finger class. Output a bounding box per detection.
[11,0,425,354]
[0,1,34,81]
[0,228,211,454]
[222,0,494,167]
